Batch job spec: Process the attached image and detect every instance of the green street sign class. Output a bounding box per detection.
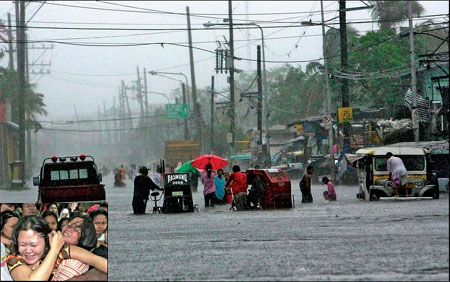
[165,104,189,119]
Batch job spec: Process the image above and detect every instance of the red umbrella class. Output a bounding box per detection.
[191,154,228,171]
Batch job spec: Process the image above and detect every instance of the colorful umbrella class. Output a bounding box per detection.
[191,154,228,171]
[175,160,197,173]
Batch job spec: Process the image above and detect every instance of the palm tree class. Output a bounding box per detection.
[368,1,425,30]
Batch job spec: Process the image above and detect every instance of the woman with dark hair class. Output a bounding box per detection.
[4,215,107,281]
[89,209,108,247]
[41,210,58,231]
[57,217,70,232]
[1,210,20,281]
[1,210,20,252]
[201,163,217,208]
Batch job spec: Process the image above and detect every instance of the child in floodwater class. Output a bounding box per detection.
[322,176,337,201]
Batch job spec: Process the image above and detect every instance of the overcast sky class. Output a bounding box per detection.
[0,1,448,120]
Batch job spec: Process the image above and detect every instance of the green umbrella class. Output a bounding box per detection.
[175,160,197,173]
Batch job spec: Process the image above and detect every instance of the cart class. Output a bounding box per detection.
[162,173,194,213]
[246,168,293,209]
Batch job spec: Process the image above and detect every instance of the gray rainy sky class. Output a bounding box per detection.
[0,1,448,120]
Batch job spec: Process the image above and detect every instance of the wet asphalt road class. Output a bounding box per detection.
[1,175,448,281]
[105,176,449,281]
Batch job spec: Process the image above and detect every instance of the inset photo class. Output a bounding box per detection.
[1,202,108,281]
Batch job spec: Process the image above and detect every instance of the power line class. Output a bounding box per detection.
[38,113,166,124]
[10,14,448,31]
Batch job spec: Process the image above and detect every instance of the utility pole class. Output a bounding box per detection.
[17,0,26,181]
[136,65,144,119]
[408,1,419,142]
[121,80,132,121]
[143,67,150,149]
[143,67,149,116]
[210,76,215,152]
[245,1,251,71]
[25,30,32,178]
[103,100,110,146]
[113,96,117,142]
[339,0,350,149]
[321,0,336,182]
[98,105,103,147]
[257,45,263,160]
[228,0,236,154]
[182,83,189,140]
[186,6,203,151]
[7,13,14,70]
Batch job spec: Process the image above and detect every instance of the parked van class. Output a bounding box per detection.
[348,145,438,201]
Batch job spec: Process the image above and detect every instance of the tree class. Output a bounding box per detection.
[0,67,48,133]
[369,1,424,30]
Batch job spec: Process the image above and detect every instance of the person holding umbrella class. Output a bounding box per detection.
[201,164,217,208]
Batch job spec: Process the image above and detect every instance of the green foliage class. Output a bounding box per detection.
[0,67,47,131]
[368,1,425,30]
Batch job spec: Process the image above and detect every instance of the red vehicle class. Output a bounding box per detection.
[247,168,292,209]
[33,154,106,203]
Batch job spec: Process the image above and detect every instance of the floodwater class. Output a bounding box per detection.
[106,176,449,281]
[1,174,448,281]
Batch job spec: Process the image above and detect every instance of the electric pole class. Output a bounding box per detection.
[257,45,263,161]
[113,96,117,142]
[143,67,149,116]
[182,83,189,140]
[17,0,26,181]
[7,13,14,70]
[103,100,110,146]
[186,6,203,151]
[408,1,419,142]
[98,105,103,147]
[321,0,336,182]
[228,0,236,154]
[339,0,350,149]
[136,65,144,119]
[210,76,215,152]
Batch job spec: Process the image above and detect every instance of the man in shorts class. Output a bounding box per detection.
[386,152,408,197]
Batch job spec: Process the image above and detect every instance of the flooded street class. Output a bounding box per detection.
[105,176,449,281]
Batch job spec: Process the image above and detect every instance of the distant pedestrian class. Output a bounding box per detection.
[190,168,200,192]
[322,176,337,201]
[214,169,226,204]
[201,164,216,207]
[386,152,408,197]
[152,165,164,187]
[300,166,314,203]
[132,166,162,214]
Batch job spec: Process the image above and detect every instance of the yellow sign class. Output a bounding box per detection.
[338,107,353,123]
[295,123,304,134]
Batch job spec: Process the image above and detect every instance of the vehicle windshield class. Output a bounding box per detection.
[50,169,89,181]
[374,156,426,171]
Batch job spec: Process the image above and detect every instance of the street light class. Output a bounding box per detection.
[204,20,271,164]
[148,70,190,106]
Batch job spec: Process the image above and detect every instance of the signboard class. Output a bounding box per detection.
[227,133,233,144]
[338,107,353,123]
[165,104,189,119]
[295,123,304,134]
[322,114,332,129]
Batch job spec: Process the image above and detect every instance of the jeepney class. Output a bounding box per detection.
[33,154,106,203]
[350,146,438,201]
